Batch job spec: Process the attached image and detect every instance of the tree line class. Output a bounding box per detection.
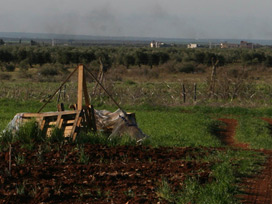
[1,45,272,72]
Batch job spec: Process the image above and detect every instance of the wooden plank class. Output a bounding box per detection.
[70,111,81,138]
[55,114,62,128]
[23,110,79,118]
[40,118,46,130]
[57,103,64,112]
[46,128,53,136]
[72,117,82,141]
[77,65,84,110]
[66,120,76,124]
[58,118,64,129]
[49,121,57,126]
[83,68,90,107]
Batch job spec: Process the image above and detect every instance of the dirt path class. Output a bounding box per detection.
[239,150,272,204]
[218,118,272,204]
[217,118,248,149]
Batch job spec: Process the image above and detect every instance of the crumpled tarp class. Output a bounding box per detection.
[95,109,147,141]
[3,113,24,134]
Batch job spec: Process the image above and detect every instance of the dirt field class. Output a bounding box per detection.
[0,144,215,203]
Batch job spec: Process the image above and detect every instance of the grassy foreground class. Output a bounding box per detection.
[0,98,270,203]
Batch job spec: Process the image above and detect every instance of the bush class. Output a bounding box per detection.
[178,63,196,73]
[14,121,44,149]
[0,131,14,148]
[49,127,64,143]
[40,65,59,76]
[5,64,15,72]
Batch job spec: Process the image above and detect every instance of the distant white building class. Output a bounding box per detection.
[150,41,166,48]
[187,43,199,49]
[52,39,55,47]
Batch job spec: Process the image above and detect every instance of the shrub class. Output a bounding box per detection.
[49,127,64,143]
[5,64,15,72]
[178,63,195,73]
[40,65,59,76]
[16,120,44,144]
[0,131,14,149]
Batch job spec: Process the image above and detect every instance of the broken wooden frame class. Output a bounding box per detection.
[20,64,109,141]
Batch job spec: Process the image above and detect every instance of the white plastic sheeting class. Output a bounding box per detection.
[3,113,24,134]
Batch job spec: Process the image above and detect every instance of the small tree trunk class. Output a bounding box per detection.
[194,83,197,102]
[182,84,186,103]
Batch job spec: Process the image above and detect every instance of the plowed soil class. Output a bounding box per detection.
[2,117,272,203]
[218,118,272,204]
[0,144,214,204]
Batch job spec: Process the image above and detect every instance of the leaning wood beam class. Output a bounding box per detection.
[55,114,62,128]
[84,67,127,115]
[77,65,84,110]
[37,66,79,113]
[83,67,90,107]
[71,111,81,141]
[72,117,82,141]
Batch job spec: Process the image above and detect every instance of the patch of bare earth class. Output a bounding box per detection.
[217,118,248,149]
[0,144,214,204]
[218,118,272,204]
[238,150,272,204]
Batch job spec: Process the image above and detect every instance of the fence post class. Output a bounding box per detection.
[194,83,197,102]
[63,85,66,100]
[57,87,62,103]
[182,84,186,103]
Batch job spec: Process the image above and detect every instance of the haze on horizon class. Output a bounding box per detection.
[1,0,272,40]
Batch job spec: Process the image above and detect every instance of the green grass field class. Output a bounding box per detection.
[1,98,271,203]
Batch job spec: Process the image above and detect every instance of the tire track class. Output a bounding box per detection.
[217,118,272,204]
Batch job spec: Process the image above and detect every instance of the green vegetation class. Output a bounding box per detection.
[1,42,272,203]
[156,150,265,204]
[1,46,272,71]
[137,111,221,147]
[236,117,272,149]
[0,99,270,203]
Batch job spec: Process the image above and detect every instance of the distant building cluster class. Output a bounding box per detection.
[186,41,262,49]
[187,43,200,49]
[220,41,261,49]
[150,41,169,48]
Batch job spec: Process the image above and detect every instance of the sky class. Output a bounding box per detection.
[1,0,272,40]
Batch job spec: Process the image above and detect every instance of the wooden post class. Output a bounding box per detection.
[57,87,62,103]
[77,65,84,110]
[209,59,219,97]
[194,83,197,102]
[182,84,186,103]
[83,69,90,107]
[63,85,66,100]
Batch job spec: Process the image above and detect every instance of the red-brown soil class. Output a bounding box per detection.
[238,150,272,204]
[0,144,214,204]
[2,117,272,203]
[217,118,248,149]
[218,117,272,204]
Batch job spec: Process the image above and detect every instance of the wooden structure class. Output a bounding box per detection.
[20,65,97,141]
